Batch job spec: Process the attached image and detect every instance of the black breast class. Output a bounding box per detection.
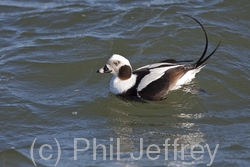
[119,68,150,97]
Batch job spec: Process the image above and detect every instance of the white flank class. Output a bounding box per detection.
[137,66,179,91]
[110,74,137,94]
[171,66,204,90]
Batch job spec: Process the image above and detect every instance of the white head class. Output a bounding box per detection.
[97,54,132,80]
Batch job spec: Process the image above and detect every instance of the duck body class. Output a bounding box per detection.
[102,54,203,100]
[97,15,220,101]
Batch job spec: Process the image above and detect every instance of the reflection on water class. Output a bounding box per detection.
[108,98,207,152]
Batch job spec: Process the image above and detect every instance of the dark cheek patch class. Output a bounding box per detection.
[118,65,132,80]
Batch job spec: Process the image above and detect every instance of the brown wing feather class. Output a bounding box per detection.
[166,66,186,90]
[138,66,186,100]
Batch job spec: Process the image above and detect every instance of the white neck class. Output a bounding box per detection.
[109,74,137,94]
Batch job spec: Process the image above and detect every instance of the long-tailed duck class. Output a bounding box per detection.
[97,15,220,101]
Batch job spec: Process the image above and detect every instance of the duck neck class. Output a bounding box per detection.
[110,74,136,95]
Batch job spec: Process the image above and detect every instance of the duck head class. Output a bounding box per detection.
[97,54,132,80]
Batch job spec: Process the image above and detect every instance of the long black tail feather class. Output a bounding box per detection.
[198,41,221,67]
[183,14,220,68]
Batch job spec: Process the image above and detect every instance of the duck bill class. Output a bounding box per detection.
[97,65,112,73]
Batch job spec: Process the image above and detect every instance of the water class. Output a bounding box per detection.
[1,0,250,166]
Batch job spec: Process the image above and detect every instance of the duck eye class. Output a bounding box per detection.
[113,61,120,66]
